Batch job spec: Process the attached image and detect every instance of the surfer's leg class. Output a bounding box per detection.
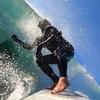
[36,54,59,83]
[51,55,70,94]
[51,48,74,94]
[51,46,75,94]
[58,56,68,78]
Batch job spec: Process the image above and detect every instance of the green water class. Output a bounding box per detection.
[0,0,42,43]
[0,0,43,99]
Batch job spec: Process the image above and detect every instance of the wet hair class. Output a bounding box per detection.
[38,19,51,30]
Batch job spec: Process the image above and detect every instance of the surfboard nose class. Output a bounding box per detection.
[24,89,90,100]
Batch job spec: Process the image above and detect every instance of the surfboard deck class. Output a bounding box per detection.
[24,89,89,100]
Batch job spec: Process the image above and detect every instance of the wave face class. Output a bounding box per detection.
[0,0,43,99]
[0,0,42,43]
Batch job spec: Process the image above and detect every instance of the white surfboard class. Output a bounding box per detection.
[24,89,90,100]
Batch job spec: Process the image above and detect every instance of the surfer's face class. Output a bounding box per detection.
[38,19,51,31]
[38,22,47,31]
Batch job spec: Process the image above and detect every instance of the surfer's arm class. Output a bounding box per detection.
[11,34,33,50]
[36,45,42,58]
[36,34,54,58]
[31,36,44,47]
[38,34,54,47]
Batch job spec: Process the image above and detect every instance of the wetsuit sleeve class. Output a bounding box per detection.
[38,34,54,47]
[11,34,33,50]
[36,35,53,58]
[32,36,45,46]
[36,45,42,58]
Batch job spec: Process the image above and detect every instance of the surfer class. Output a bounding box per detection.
[11,19,74,94]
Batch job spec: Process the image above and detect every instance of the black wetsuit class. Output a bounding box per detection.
[36,26,74,82]
[11,25,74,83]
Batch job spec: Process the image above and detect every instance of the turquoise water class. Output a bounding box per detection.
[0,0,43,99]
[0,0,42,43]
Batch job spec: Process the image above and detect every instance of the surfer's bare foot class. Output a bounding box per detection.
[51,77,70,94]
[47,81,58,90]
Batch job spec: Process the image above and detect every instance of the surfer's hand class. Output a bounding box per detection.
[36,54,42,59]
[36,49,42,58]
[36,44,42,58]
[36,50,42,59]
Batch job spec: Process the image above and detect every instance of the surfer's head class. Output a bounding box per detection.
[38,19,51,31]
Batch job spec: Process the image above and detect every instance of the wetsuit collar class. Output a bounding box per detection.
[41,25,51,34]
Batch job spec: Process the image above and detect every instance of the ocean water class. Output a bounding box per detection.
[0,0,42,43]
[0,0,100,100]
[0,0,43,99]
